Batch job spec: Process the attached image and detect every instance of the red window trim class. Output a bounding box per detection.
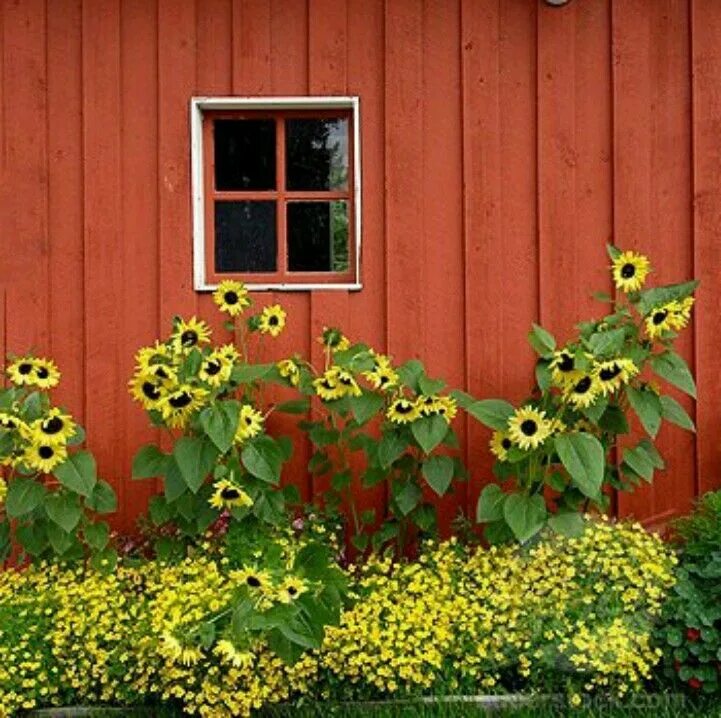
[202,109,357,286]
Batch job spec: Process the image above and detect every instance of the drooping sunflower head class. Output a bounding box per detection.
[159,384,208,428]
[24,440,68,474]
[134,341,172,372]
[277,576,308,604]
[507,405,552,451]
[29,407,76,445]
[593,358,639,395]
[214,639,254,669]
[213,279,251,317]
[7,356,60,389]
[258,305,287,338]
[386,398,421,425]
[612,250,651,293]
[318,326,351,352]
[0,412,23,433]
[198,351,232,387]
[209,479,253,511]
[363,364,399,392]
[234,404,264,444]
[170,316,212,353]
[645,297,695,339]
[277,358,301,387]
[417,395,458,424]
[128,372,167,411]
[336,369,362,398]
[549,348,583,387]
[490,431,513,462]
[565,373,602,409]
[313,367,345,402]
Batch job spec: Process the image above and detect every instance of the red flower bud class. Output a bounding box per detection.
[686,628,701,642]
[688,678,703,690]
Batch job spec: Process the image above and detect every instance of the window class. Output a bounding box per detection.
[191,97,361,291]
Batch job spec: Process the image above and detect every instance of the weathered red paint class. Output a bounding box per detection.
[0,0,717,533]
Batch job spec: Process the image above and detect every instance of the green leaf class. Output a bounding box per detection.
[348,391,384,425]
[587,327,626,357]
[626,385,662,438]
[16,522,48,556]
[5,477,46,518]
[47,522,73,555]
[84,480,117,514]
[660,395,695,432]
[44,492,82,533]
[637,280,699,317]
[275,399,311,415]
[476,484,507,523]
[638,438,665,469]
[172,437,219,493]
[199,401,240,453]
[149,495,173,526]
[231,363,276,383]
[651,351,697,399]
[393,480,423,516]
[377,433,407,469]
[536,360,552,392]
[132,445,169,479]
[89,546,117,573]
[459,398,515,431]
[528,324,556,357]
[598,404,629,434]
[418,374,447,396]
[503,493,547,543]
[53,450,97,497]
[411,415,448,454]
[331,470,351,491]
[421,455,454,496]
[242,435,283,484]
[396,359,425,392]
[84,521,110,551]
[606,243,622,261]
[413,503,437,532]
[294,543,333,580]
[164,458,187,502]
[548,511,585,538]
[361,467,387,488]
[623,445,656,482]
[554,432,604,499]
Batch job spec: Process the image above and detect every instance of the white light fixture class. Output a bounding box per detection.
[544,0,571,6]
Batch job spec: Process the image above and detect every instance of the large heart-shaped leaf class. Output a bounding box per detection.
[172,437,219,493]
[53,451,97,497]
[554,432,604,499]
[503,493,547,543]
[421,455,454,496]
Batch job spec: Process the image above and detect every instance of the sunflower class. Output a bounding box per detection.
[159,385,208,428]
[199,352,232,387]
[387,398,421,425]
[0,478,6,505]
[7,356,60,389]
[213,279,251,317]
[134,341,172,371]
[549,349,583,387]
[230,567,273,592]
[565,374,602,409]
[142,362,177,386]
[128,373,166,411]
[490,431,513,462]
[209,479,253,510]
[277,576,308,604]
[159,633,183,662]
[549,417,567,434]
[646,298,694,339]
[318,326,351,352]
[214,639,254,669]
[234,404,264,443]
[171,316,211,352]
[27,408,76,445]
[0,412,23,432]
[417,395,458,424]
[277,359,301,387]
[612,250,651,292]
[593,358,639,395]
[574,418,598,434]
[32,358,61,389]
[24,440,67,473]
[507,406,552,451]
[217,343,241,364]
[258,305,287,337]
[313,368,345,402]
[336,369,362,398]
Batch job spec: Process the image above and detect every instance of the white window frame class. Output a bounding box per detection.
[190,96,362,292]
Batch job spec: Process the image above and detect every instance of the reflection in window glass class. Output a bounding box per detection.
[287,201,349,272]
[286,119,348,191]
[215,201,276,273]
[214,120,276,190]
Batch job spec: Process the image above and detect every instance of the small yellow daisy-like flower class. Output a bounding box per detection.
[490,431,513,462]
[277,358,300,387]
[209,479,253,511]
[214,639,254,669]
[24,441,68,473]
[171,316,211,352]
[128,373,166,411]
[160,633,183,661]
[593,358,639,395]
[507,406,552,451]
[198,352,232,387]
[258,305,287,337]
[277,576,308,603]
[565,374,602,409]
[159,385,208,428]
[387,398,421,425]
[313,367,345,402]
[0,477,7,504]
[230,567,273,593]
[179,646,203,666]
[417,395,457,424]
[235,404,264,443]
[549,349,583,387]
[612,250,651,292]
[26,408,76,445]
[213,279,251,317]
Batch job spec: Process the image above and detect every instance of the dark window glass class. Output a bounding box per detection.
[286,118,349,191]
[287,201,349,272]
[215,201,276,273]
[214,119,275,190]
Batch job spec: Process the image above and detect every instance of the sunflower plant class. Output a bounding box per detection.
[469,245,698,544]
[0,355,117,565]
[130,281,302,559]
[276,328,469,556]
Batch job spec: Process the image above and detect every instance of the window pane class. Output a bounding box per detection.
[287,201,349,273]
[286,118,349,191]
[215,201,276,273]
[214,119,275,190]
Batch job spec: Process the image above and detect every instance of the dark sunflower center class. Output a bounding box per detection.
[223,291,239,305]
[205,360,222,376]
[652,310,668,326]
[520,420,538,436]
[339,376,353,386]
[154,367,169,380]
[287,586,298,596]
[501,438,512,450]
[321,380,335,390]
[246,576,261,588]
[423,397,435,406]
[181,330,198,347]
[379,375,389,385]
[18,363,33,375]
[38,445,54,459]
[220,487,240,500]
[558,354,574,372]
[599,365,621,382]
[168,392,193,409]
[574,376,593,394]
[395,403,413,414]
[268,316,279,326]
[620,263,636,279]
[42,417,64,434]
[142,382,162,400]
[245,417,253,426]
[36,367,49,379]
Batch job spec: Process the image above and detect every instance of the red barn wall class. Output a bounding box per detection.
[1,0,720,533]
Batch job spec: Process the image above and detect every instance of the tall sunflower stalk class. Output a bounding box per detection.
[466,245,698,544]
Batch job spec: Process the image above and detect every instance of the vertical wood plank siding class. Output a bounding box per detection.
[0,0,718,530]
